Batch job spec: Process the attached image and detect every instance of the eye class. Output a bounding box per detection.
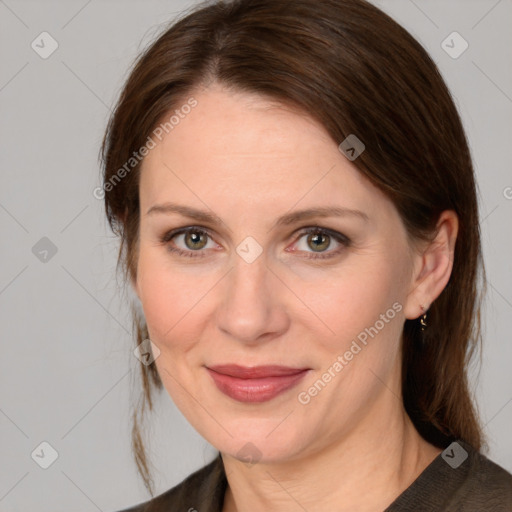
[159,225,351,260]
[289,227,351,260]
[160,226,216,258]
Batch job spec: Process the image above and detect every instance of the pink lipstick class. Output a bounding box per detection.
[206,364,310,403]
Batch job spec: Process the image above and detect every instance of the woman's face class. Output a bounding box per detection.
[135,83,420,463]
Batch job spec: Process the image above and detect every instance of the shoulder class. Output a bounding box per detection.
[386,440,512,512]
[114,453,227,512]
[458,442,512,510]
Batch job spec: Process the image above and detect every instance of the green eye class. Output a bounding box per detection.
[292,227,350,260]
[160,225,350,260]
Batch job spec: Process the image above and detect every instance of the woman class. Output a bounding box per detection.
[100,0,512,510]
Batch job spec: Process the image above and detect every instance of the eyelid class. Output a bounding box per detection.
[160,225,218,258]
[160,225,351,259]
[160,225,215,243]
[291,226,350,245]
[287,226,350,260]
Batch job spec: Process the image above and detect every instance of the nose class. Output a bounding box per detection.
[215,253,290,345]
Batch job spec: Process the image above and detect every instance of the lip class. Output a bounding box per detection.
[206,365,310,403]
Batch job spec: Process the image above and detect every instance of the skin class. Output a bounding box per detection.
[134,82,458,511]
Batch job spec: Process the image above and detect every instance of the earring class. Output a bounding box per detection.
[419,304,428,331]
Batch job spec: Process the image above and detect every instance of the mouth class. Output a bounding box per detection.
[205,364,310,403]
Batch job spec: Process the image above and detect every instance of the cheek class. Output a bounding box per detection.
[137,250,198,346]
[138,256,204,408]
[136,247,226,368]
[295,261,406,413]
[294,256,405,348]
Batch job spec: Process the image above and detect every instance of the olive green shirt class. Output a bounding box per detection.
[118,440,512,511]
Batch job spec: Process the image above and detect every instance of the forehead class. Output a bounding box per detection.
[139,85,390,223]
[153,86,331,162]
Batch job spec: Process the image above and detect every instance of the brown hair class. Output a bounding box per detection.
[100,0,486,495]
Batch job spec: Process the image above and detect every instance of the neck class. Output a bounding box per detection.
[221,392,441,512]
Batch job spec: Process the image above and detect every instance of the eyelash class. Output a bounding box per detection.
[159,225,351,260]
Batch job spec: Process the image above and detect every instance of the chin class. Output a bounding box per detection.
[206,418,307,465]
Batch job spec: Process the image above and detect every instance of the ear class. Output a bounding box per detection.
[403,210,459,320]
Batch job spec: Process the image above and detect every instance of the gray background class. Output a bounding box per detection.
[0,0,511,510]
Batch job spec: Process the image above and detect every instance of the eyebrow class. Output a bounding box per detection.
[146,202,369,228]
